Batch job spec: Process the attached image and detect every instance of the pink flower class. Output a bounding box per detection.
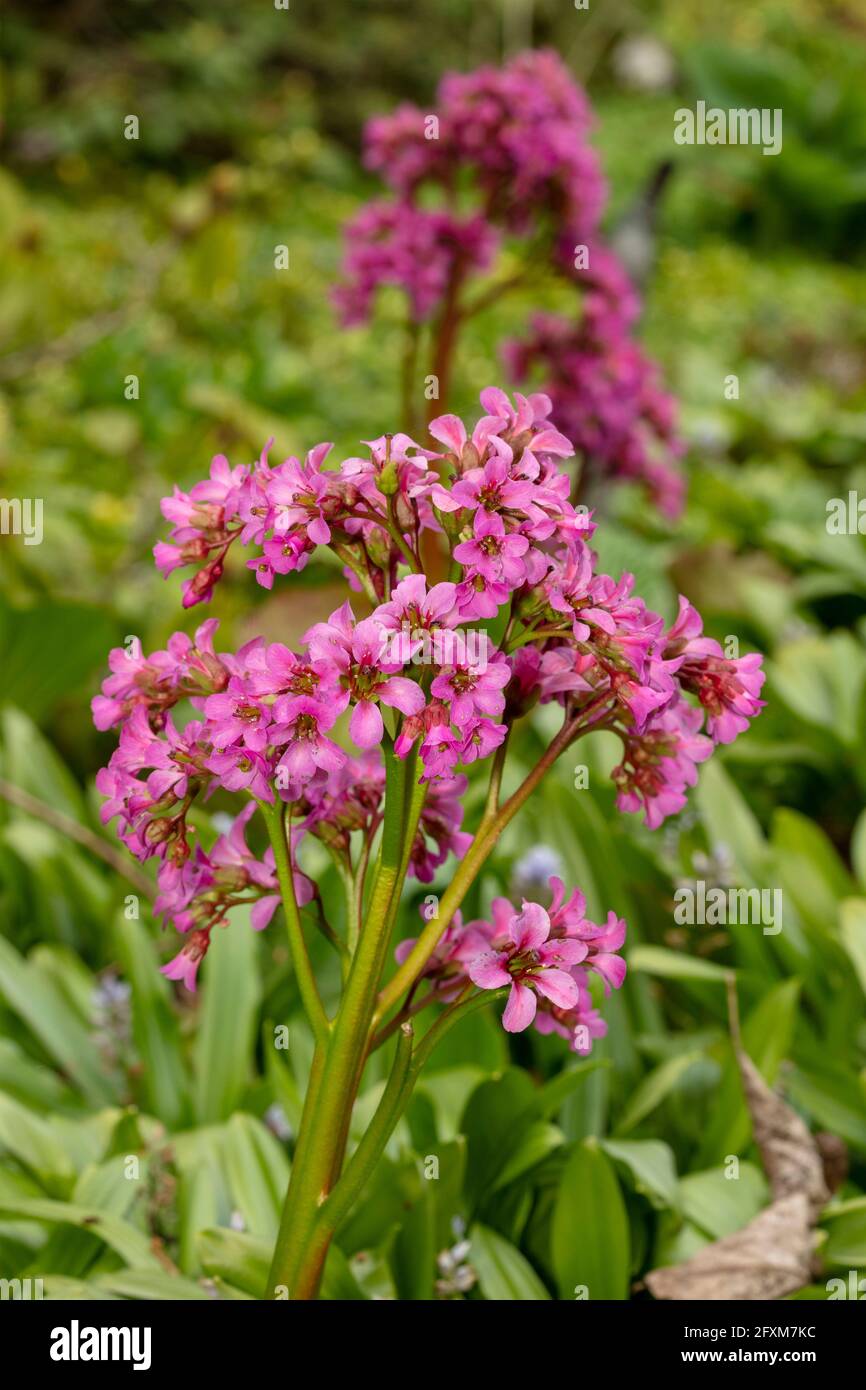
[272,695,347,785]
[468,901,585,1033]
[429,642,510,723]
[453,508,530,588]
[161,929,211,992]
[665,597,765,744]
[204,679,272,752]
[206,746,275,802]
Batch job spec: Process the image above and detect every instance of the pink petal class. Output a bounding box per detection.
[502,980,537,1033]
[510,901,550,952]
[378,676,425,716]
[533,968,579,1011]
[468,951,512,990]
[350,699,384,749]
[251,895,280,931]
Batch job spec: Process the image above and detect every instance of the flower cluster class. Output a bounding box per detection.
[334,50,684,512]
[398,878,625,1051]
[95,389,762,1004]
[505,246,685,518]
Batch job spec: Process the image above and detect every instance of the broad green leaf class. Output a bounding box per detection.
[852,811,866,891]
[470,1223,550,1301]
[696,978,801,1165]
[391,1183,436,1301]
[461,1068,535,1210]
[695,759,768,881]
[679,1163,768,1240]
[822,1206,866,1268]
[525,1058,609,1121]
[0,1197,159,1268]
[0,935,115,1105]
[785,1066,866,1149]
[197,1227,271,1298]
[551,1139,630,1300]
[492,1122,563,1192]
[601,1139,680,1211]
[0,1092,76,1196]
[320,1242,369,1300]
[221,1112,290,1240]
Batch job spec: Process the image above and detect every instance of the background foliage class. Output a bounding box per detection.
[0,0,864,1300]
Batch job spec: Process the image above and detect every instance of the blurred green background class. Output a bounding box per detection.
[0,0,865,1301]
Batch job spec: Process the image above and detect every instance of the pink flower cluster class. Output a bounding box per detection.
[333,201,497,328]
[397,878,625,1052]
[95,388,763,995]
[335,50,684,512]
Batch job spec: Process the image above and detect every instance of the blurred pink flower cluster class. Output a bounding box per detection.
[334,50,685,513]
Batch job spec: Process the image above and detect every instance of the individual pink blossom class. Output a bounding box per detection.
[271,695,347,785]
[468,901,585,1033]
[161,929,212,992]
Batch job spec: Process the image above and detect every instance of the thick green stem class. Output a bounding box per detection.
[265,743,415,1299]
[290,1022,416,1295]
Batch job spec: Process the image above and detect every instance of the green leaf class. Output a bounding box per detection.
[696,978,801,1166]
[695,759,768,881]
[0,605,115,723]
[95,1270,213,1300]
[470,1223,550,1301]
[852,811,866,891]
[551,1140,630,1300]
[112,913,190,1129]
[601,1139,680,1211]
[822,1207,866,1268]
[0,1092,76,1196]
[391,1184,436,1301]
[679,1163,768,1240]
[197,1227,271,1298]
[461,1068,535,1210]
[840,898,866,996]
[492,1122,563,1192]
[320,1242,369,1300]
[0,935,115,1106]
[615,1052,705,1135]
[629,945,732,984]
[221,1113,290,1240]
[525,1058,610,1120]
[785,1065,866,1149]
[0,1197,159,1268]
[194,906,261,1124]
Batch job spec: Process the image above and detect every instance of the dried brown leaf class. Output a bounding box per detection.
[736,1050,829,1218]
[646,1193,813,1301]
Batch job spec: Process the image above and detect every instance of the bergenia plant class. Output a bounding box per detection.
[336,50,685,516]
[93,386,764,1299]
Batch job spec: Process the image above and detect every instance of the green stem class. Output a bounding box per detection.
[260,800,330,1048]
[265,743,415,1299]
[293,1022,415,1292]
